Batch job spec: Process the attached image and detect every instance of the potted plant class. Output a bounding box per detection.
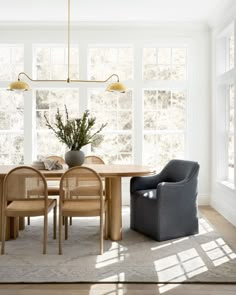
[44,106,107,167]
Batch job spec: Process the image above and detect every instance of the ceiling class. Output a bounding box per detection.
[0,0,235,27]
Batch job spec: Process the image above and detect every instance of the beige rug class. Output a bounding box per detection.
[0,207,236,283]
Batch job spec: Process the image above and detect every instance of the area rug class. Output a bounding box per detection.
[0,207,236,283]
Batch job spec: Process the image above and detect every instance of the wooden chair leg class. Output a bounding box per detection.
[1,215,6,255]
[59,214,62,255]
[43,215,48,255]
[65,217,68,240]
[70,217,72,226]
[53,201,57,240]
[100,213,104,255]
[27,217,30,225]
[105,209,108,240]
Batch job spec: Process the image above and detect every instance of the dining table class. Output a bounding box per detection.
[0,164,156,241]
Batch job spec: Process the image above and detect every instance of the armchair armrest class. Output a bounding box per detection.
[130,173,162,193]
[157,177,198,206]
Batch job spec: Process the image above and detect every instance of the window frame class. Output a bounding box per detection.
[216,22,236,188]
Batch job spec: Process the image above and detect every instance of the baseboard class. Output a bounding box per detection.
[198,194,210,205]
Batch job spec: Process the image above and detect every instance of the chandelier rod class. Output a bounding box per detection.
[67,0,70,82]
[8,0,126,92]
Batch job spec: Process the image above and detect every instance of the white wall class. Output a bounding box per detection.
[211,4,236,226]
[0,23,211,205]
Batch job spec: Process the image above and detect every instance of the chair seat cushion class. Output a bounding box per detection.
[62,200,102,216]
[6,199,56,217]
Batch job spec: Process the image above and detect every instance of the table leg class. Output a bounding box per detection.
[19,217,25,230]
[10,217,19,239]
[109,177,122,241]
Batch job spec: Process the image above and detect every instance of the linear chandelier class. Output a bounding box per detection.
[8,0,127,93]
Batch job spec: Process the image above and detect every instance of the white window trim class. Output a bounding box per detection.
[216,21,236,188]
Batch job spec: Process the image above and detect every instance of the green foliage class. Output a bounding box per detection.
[44,106,107,151]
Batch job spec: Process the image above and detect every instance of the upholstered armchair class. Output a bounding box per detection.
[130,159,200,241]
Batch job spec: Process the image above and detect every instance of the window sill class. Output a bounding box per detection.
[218,180,236,192]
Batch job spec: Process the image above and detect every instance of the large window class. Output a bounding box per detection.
[142,46,187,167]
[33,45,79,80]
[0,90,24,164]
[88,89,133,164]
[217,24,235,186]
[35,89,79,160]
[88,46,133,81]
[0,45,24,165]
[143,89,185,167]
[0,41,189,167]
[33,44,80,159]
[0,44,24,81]
[228,85,235,182]
[143,47,187,81]
[87,46,134,164]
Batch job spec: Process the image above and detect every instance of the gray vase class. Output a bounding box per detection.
[65,150,85,168]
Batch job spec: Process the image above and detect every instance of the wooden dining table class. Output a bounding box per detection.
[0,164,155,241]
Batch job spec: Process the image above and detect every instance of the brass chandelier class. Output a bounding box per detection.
[8,0,127,93]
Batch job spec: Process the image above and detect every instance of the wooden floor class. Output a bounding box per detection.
[0,206,236,295]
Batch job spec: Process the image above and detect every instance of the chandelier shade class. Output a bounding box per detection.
[8,80,30,92]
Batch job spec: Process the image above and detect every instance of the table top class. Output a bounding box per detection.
[0,164,156,178]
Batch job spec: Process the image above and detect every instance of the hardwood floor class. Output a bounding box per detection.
[0,206,236,295]
[0,283,236,295]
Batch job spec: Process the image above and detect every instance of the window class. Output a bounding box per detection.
[0,90,24,164]
[142,46,187,168]
[87,46,134,164]
[33,44,80,159]
[0,40,190,168]
[143,47,187,80]
[143,89,185,167]
[35,89,79,160]
[0,45,24,81]
[88,46,133,81]
[228,34,234,71]
[228,85,234,182]
[0,45,24,165]
[33,45,79,80]
[217,23,235,186]
[88,89,133,164]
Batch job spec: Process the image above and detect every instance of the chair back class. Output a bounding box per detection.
[3,166,48,202]
[60,166,103,201]
[84,155,105,164]
[160,159,199,183]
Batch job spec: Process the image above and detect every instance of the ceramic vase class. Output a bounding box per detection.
[65,150,85,168]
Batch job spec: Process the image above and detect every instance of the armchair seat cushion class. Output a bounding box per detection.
[134,189,157,200]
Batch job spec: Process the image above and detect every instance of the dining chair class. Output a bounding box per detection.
[1,166,57,255]
[84,155,108,210]
[27,155,65,226]
[45,155,66,196]
[59,166,108,255]
[84,155,105,164]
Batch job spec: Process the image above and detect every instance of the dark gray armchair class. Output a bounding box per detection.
[130,159,200,241]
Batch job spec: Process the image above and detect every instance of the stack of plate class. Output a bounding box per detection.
[31,161,45,170]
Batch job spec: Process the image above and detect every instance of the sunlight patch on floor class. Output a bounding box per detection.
[154,247,208,293]
[201,238,236,267]
[95,243,127,268]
